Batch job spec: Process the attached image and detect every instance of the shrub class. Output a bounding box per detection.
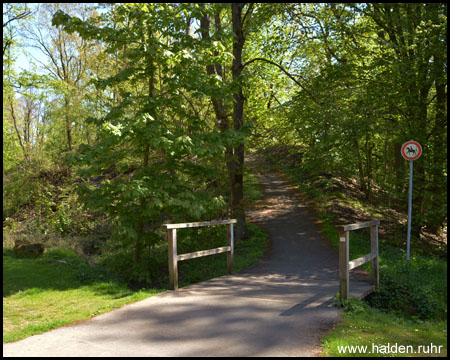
[366,250,447,320]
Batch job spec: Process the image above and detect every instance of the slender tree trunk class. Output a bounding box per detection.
[354,136,367,195]
[428,50,446,233]
[231,3,248,240]
[9,98,30,162]
[365,133,374,202]
[135,23,155,263]
[393,142,405,197]
[200,10,234,220]
[64,96,72,151]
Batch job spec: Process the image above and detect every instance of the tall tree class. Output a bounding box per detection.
[53,3,230,283]
[199,3,256,240]
[22,3,98,153]
[3,3,34,167]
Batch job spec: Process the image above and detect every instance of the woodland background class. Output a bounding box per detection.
[3,3,447,286]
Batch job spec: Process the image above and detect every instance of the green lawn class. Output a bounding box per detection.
[3,248,163,343]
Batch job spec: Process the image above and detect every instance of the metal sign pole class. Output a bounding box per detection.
[401,140,421,262]
[406,160,413,261]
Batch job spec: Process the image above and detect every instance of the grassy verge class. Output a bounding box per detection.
[3,248,162,343]
[322,300,447,357]
[261,149,447,357]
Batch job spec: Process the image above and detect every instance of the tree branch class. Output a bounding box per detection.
[241,57,326,106]
[242,3,254,29]
[3,9,32,28]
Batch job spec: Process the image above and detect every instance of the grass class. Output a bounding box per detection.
[3,247,162,343]
[3,222,268,343]
[318,211,447,357]
[243,169,262,204]
[317,211,373,271]
[322,301,447,357]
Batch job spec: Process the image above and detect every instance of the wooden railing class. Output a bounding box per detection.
[163,219,236,290]
[337,220,380,300]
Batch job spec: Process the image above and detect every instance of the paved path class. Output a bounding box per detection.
[3,160,372,357]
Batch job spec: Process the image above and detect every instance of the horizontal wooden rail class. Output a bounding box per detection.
[177,246,231,261]
[164,219,237,229]
[164,219,236,290]
[338,220,380,300]
[349,252,376,270]
[337,219,380,232]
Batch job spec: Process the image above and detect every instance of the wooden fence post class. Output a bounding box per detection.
[168,228,178,290]
[339,230,349,300]
[226,223,234,274]
[370,225,379,287]
[165,219,236,290]
[338,220,380,301]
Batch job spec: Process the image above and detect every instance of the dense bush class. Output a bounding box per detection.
[366,248,447,320]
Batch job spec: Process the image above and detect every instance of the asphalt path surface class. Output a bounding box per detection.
[3,159,372,357]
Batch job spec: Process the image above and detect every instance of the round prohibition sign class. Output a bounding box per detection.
[401,140,422,161]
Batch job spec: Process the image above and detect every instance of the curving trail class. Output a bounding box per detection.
[3,157,372,357]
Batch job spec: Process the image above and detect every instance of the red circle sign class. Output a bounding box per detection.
[401,140,422,161]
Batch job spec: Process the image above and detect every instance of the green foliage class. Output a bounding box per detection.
[51,3,253,283]
[3,3,446,332]
[3,168,38,219]
[275,147,447,322]
[252,3,447,234]
[367,252,447,321]
[266,138,446,325]
[334,295,370,313]
[99,245,162,289]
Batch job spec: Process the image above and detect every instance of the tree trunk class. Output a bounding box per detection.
[9,98,30,162]
[393,142,405,197]
[428,48,447,233]
[231,3,248,240]
[64,96,72,151]
[200,9,237,227]
[135,23,155,263]
[353,136,367,195]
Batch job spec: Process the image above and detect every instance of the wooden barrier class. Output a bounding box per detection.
[337,219,380,300]
[164,219,236,290]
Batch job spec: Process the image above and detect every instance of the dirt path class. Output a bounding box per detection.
[3,158,371,357]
